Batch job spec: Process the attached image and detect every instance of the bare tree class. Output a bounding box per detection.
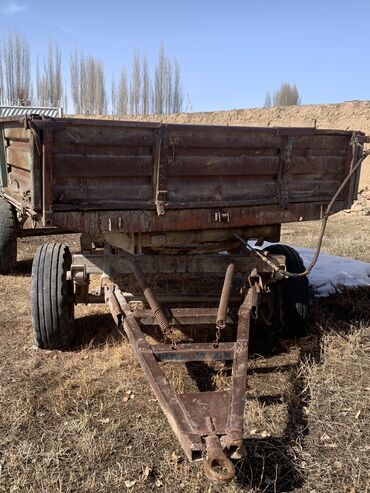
[130,51,141,115]
[154,44,166,114]
[111,75,117,114]
[2,33,33,105]
[70,50,81,113]
[172,60,183,113]
[142,55,151,115]
[272,83,300,106]
[93,58,107,114]
[264,91,272,108]
[0,42,4,104]
[46,42,63,106]
[153,45,184,115]
[36,59,46,106]
[118,69,129,115]
[70,51,107,114]
[37,42,63,107]
[164,58,173,114]
[112,68,129,115]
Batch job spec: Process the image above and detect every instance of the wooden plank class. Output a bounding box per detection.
[166,175,278,203]
[175,146,279,158]
[169,127,285,148]
[53,155,153,177]
[291,156,346,175]
[52,142,153,156]
[53,176,153,203]
[167,156,280,176]
[7,146,32,171]
[4,126,29,141]
[52,124,156,146]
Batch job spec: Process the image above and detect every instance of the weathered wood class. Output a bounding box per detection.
[0,117,364,234]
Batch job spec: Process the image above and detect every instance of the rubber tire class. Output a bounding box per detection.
[265,244,309,338]
[0,197,17,274]
[31,243,75,349]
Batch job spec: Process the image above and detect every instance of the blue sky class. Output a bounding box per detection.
[0,0,369,112]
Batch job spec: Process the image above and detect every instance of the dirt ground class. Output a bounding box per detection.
[74,100,370,191]
[0,212,369,493]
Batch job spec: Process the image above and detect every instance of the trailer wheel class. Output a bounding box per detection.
[265,244,309,338]
[0,197,17,274]
[31,243,75,349]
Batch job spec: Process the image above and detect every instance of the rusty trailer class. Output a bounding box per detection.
[0,115,367,481]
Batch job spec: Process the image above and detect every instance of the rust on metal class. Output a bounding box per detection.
[152,342,235,362]
[132,307,233,326]
[131,260,177,347]
[1,115,366,482]
[71,251,286,275]
[216,262,235,333]
[104,269,261,482]
[0,116,365,238]
[204,435,235,483]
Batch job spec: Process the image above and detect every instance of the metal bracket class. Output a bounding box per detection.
[154,127,170,216]
[156,189,167,216]
[278,136,294,209]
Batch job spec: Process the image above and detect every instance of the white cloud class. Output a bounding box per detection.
[2,2,29,15]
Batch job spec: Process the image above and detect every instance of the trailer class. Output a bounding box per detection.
[0,115,366,482]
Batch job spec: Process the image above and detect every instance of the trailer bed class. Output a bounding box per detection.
[0,116,365,235]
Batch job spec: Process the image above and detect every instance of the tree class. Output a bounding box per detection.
[141,55,151,115]
[37,42,63,107]
[0,47,3,104]
[130,51,141,115]
[112,68,128,115]
[172,60,183,113]
[2,33,33,105]
[70,50,81,113]
[264,91,272,108]
[70,51,107,114]
[272,83,300,106]
[154,44,166,114]
[153,44,183,115]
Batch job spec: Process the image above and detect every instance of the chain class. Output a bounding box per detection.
[213,321,224,348]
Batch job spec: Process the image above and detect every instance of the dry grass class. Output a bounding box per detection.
[296,326,370,493]
[281,212,370,263]
[0,213,369,492]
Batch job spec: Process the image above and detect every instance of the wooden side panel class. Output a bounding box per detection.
[1,122,34,207]
[37,119,357,213]
[0,124,7,188]
[1,117,363,234]
[49,121,156,207]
